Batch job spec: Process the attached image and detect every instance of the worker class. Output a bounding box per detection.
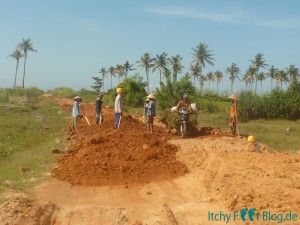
[96,94,103,124]
[72,96,82,130]
[143,97,149,125]
[175,94,193,112]
[228,94,237,135]
[113,87,123,129]
[146,93,156,133]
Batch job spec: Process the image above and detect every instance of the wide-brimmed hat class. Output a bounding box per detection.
[227,94,238,100]
[147,93,155,99]
[74,96,82,101]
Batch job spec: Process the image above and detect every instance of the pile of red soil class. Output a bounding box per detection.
[53,108,188,186]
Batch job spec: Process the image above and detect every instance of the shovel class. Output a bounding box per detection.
[81,107,91,126]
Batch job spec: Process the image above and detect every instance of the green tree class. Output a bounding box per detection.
[275,70,289,89]
[191,43,215,90]
[17,38,37,88]
[99,67,107,92]
[256,72,266,95]
[118,74,147,107]
[123,60,135,78]
[91,76,103,92]
[244,66,256,91]
[169,54,184,82]
[108,66,115,89]
[156,77,196,110]
[250,53,268,95]
[206,72,215,91]
[214,70,223,94]
[115,64,125,84]
[286,64,299,84]
[8,48,23,90]
[226,63,240,93]
[137,53,154,93]
[189,63,201,88]
[153,52,168,84]
[266,65,277,90]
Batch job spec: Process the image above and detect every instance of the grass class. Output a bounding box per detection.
[0,96,68,193]
[197,111,300,152]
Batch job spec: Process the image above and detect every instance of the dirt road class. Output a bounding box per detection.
[1,96,300,225]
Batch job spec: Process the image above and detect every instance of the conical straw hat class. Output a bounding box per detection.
[227,94,237,100]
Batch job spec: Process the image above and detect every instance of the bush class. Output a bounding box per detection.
[106,74,148,109]
[159,110,198,130]
[50,87,76,98]
[156,77,196,110]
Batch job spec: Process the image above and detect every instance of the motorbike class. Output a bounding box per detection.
[178,109,190,138]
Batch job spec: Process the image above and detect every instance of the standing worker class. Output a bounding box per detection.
[96,94,103,124]
[228,94,237,135]
[143,97,149,125]
[146,93,156,133]
[72,96,82,130]
[113,87,123,129]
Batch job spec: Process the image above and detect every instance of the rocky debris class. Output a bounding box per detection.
[0,193,59,225]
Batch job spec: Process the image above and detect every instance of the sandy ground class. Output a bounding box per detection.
[1,95,300,225]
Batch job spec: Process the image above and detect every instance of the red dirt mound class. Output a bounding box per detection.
[53,108,188,186]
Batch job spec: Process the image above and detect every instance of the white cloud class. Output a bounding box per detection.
[146,6,300,29]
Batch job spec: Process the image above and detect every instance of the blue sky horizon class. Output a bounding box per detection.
[0,0,299,93]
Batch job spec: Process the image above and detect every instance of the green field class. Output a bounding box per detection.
[0,97,68,192]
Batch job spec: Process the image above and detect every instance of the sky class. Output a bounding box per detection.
[0,0,299,93]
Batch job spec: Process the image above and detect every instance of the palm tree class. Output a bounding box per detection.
[184,72,191,80]
[98,67,107,92]
[137,53,154,93]
[153,52,168,84]
[115,64,125,84]
[256,72,266,95]
[198,75,207,91]
[189,63,201,88]
[244,66,256,91]
[214,70,223,94]
[17,38,37,88]
[123,60,135,78]
[191,43,215,90]
[226,63,240,93]
[266,65,277,90]
[286,64,299,84]
[206,72,215,91]
[275,70,289,89]
[108,66,115,89]
[9,49,23,90]
[250,53,268,95]
[169,54,184,82]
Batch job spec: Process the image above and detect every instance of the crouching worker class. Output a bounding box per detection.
[146,93,156,133]
[96,94,103,124]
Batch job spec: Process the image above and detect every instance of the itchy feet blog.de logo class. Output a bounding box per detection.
[208,208,298,224]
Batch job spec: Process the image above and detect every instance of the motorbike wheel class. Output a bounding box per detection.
[180,122,187,138]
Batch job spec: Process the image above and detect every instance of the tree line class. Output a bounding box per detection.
[96,43,299,95]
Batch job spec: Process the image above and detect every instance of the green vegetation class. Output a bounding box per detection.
[0,89,68,192]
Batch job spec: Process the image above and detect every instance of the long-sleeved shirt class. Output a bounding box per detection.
[72,101,80,117]
[114,94,123,113]
[147,100,156,116]
[96,99,103,114]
